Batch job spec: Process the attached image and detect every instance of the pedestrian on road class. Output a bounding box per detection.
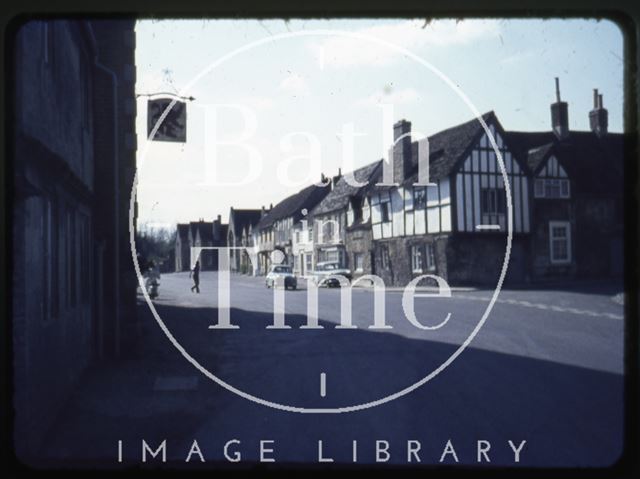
[190,260,200,293]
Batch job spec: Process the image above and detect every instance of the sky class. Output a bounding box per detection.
[134,18,624,229]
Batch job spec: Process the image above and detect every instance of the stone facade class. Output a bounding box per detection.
[12,19,137,459]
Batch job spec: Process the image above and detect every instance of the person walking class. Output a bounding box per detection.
[190,260,201,293]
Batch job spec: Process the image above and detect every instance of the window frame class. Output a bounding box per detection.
[534,178,571,199]
[380,246,390,269]
[549,221,572,264]
[480,188,506,216]
[426,243,436,271]
[380,200,391,223]
[353,252,364,273]
[411,245,423,273]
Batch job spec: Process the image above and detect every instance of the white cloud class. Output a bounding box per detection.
[310,19,501,68]
[279,73,310,96]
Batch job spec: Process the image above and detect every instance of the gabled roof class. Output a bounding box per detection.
[190,221,214,243]
[230,208,262,235]
[524,143,555,171]
[312,160,383,216]
[375,111,502,191]
[258,183,332,229]
[176,223,190,241]
[219,224,229,240]
[503,130,624,196]
[424,110,498,181]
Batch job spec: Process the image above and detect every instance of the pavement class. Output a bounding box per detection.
[37,272,625,469]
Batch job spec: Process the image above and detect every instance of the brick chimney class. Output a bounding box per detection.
[551,77,569,140]
[589,88,608,137]
[393,119,412,183]
[212,214,222,239]
[331,168,342,190]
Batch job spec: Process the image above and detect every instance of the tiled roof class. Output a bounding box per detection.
[257,183,332,229]
[372,111,498,191]
[176,223,190,241]
[503,130,624,196]
[190,221,214,243]
[312,160,383,216]
[230,208,262,234]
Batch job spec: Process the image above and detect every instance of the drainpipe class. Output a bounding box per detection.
[94,58,121,357]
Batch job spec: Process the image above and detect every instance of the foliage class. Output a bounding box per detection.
[135,225,176,272]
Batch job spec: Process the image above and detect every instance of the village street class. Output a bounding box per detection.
[42,272,624,468]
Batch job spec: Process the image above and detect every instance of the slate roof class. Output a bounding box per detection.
[219,224,229,240]
[190,221,214,243]
[257,183,332,229]
[176,223,190,242]
[312,160,383,216]
[503,130,624,196]
[373,111,499,191]
[423,111,498,181]
[230,208,262,234]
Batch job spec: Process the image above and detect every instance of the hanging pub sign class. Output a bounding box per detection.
[147,98,187,142]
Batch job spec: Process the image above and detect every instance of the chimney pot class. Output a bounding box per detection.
[589,89,608,137]
[551,78,569,140]
[393,119,412,183]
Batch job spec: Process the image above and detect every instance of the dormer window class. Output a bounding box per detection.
[534,179,570,199]
[347,198,362,226]
[534,156,570,199]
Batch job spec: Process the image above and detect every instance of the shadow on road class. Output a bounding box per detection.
[31,299,624,469]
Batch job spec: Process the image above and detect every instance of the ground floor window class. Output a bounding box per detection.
[426,243,436,271]
[380,246,390,269]
[411,245,423,273]
[353,252,364,272]
[549,221,571,264]
[305,253,313,274]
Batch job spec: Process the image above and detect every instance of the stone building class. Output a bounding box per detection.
[175,223,190,271]
[189,219,214,270]
[504,86,623,280]
[364,80,622,287]
[227,207,261,274]
[175,216,227,271]
[12,19,137,458]
[254,183,331,275]
[310,162,382,280]
[225,82,622,287]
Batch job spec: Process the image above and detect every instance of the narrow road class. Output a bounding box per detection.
[43,272,624,468]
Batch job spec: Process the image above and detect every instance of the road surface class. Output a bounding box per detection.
[41,272,624,468]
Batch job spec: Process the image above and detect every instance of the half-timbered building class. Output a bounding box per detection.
[368,113,531,286]
[504,86,623,280]
[310,161,382,279]
[254,182,331,275]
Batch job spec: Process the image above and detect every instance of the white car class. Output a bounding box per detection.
[312,261,352,287]
[265,265,297,290]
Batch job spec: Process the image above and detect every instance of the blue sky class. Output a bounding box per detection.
[134,18,624,227]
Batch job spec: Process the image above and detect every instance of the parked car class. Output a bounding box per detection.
[266,264,297,290]
[312,261,352,287]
